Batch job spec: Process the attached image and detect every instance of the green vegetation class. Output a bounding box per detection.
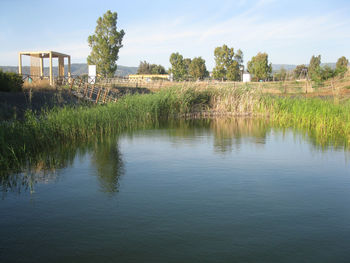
[169,53,209,81]
[308,55,322,82]
[169,53,187,81]
[294,64,308,79]
[273,67,287,81]
[137,61,167,75]
[0,70,23,92]
[2,85,350,174]
[212,45,243,81]
[335,56,349,77]
[307,55,348,84]
[259,96,350,148]
[188,57,209,80]
[247,52,272,81]
[87,10,125,77]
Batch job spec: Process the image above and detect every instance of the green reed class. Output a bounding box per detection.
[258,95,350,148]
[1,85,350,173]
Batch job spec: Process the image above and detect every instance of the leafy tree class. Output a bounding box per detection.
[247,52,272,81]
[226,61,241,81]
[189,57,209,80]
[274,67,287,81]
[212,45,243,81]
[137,61,152,74]
[183,58,192,79]
[320,65,335,80]
[169,53,187,81]
[151,65,166,74]
[335,56,349,77]
[137,61,166,74]
[294,64,308,79]
[308,55,322,82]
[87,10,125,77]
[234,49,244,66]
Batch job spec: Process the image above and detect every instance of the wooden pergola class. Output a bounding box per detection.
[18,51,71,86]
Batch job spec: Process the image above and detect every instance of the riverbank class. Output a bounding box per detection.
[1,85,350,173]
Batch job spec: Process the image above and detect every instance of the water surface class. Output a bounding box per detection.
[1,119,350,263]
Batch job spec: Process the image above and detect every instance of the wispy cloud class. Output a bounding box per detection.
[119,1,350,68]
[1,0,349,67]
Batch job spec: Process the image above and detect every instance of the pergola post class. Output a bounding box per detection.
[18,53,22,75]
[49,52,53,86]
[40,57,44,77]
[68,55,71,82]
[58,56,64,78]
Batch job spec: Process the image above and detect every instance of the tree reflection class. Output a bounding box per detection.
[210,118,269,153]
[0,136,124,198]
[91,137,124,195]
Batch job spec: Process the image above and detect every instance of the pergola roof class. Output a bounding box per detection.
[19,51,70,58]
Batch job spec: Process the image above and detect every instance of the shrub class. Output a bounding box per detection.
[0,70,23,92]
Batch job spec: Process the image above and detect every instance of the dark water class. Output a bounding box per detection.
[1,119,350,263]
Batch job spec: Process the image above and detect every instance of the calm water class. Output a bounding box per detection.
[1,119,350,263]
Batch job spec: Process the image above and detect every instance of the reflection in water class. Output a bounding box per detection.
[157,118,270,153]
[1,136,125,197]
[91,137,124,194]
[210,118,269,153]
[1,117,350,196]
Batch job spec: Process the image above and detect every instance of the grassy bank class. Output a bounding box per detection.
[1,85,350,173]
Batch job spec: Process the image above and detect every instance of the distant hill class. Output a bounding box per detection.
[272,63,336,73]
[2,63,337,76]
[0,63,138,77]
[272,64,297,72]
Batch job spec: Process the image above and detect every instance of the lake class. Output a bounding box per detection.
[1,118,350,263]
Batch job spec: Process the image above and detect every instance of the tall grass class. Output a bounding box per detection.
[1,85,350,173]
[258,95,350,148]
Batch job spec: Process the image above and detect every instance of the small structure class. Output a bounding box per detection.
[243,73,251,83]
[88,65,96,84]
[129,74,169,82]
[18,51,71,86]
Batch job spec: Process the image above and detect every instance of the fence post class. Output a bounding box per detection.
[89,85,95,99]
[96,88,102,104]
[69,78,75,94]
[103,88,109,103]
[84,84,88,97]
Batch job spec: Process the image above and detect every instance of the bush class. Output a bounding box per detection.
[0,70,23,92]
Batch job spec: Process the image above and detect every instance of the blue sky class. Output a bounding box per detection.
[1,0,349,69]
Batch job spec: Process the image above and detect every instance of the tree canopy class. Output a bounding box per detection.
[212,45,243,81]
[247,52,272,81]
[273,67,287,81]
[189,57,209,80]
[294,64,308,79]
[169,53,187,81]
[137,61,166,75]
[87,10,125,77]
[335,56,349,77]
[308,55,322,82]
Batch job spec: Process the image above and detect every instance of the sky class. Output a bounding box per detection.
[1,0,349,70]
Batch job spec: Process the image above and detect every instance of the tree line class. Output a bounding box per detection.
[166,47,274,82]
[87,11,349,82]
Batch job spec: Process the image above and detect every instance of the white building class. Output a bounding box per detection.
[243,73,251,82]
